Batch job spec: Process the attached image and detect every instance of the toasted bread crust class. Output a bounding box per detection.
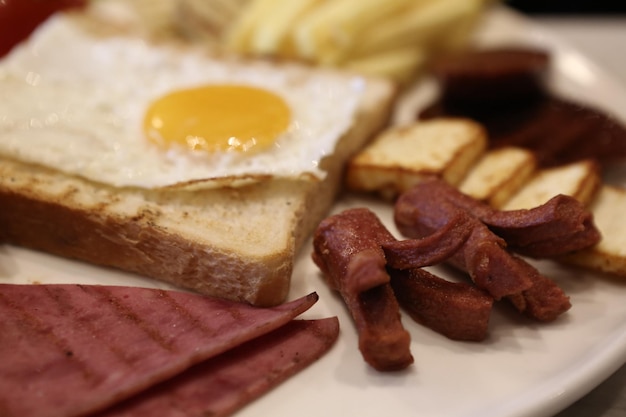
[341,111,626,280]
[459,147,537,208]
[500,159,601,211]
[0,75,394,306]
[0,159,292,305]
[345,118,487,199]
[559,185,626,277]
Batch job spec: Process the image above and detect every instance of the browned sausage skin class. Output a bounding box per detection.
[432,47,550,106]
[421,47,626,168]
[389,268,493,342]
[312,206,498,366]
[312,208,413,371]
[401,177,601,258]
[394,177,574,321]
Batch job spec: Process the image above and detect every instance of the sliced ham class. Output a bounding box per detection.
[96,318,339,417]
[0,284,318,417]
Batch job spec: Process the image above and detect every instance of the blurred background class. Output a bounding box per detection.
[508,0,626,14]
[507,0,626,87]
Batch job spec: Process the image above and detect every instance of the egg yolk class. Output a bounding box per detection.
[143,85,291,153]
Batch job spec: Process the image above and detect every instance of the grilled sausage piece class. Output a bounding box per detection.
[381,210,472,270]
[393,182,533,299]
[312,207,396,295]
[407,177,600,257]
[432,47,550,106]
[394,179,571,321]
[421,46,626,169]
[314,207,498,350]
[389,267,493,341]
[312,207,413,371]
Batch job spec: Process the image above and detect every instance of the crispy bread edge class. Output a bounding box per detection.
[0,77,395,306]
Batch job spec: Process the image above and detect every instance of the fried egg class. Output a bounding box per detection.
[0,14,365,189]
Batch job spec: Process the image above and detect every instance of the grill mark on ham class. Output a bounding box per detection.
[95,318,340,417]
[0,284,318,417]
[0,289,99,387]
[82,286,178,352]
[44,284,172,373]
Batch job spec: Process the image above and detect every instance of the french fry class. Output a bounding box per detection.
[431,4,484,53]
[293,0,414,63]
[177,0,252,42]
[221,0,491,82]
[342,46,428,83]
[224,0,283,51]
[349,0,486,58]
[250,0,322,55]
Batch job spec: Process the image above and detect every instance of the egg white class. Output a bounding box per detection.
[0,14,365,189]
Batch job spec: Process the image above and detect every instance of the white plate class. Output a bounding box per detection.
[2,6,626,417]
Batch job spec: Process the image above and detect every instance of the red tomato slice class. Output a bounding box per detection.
[0,0,85,57]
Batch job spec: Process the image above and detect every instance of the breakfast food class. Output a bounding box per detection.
[499,159,601,210]
[457,146,537,208]
[431,47,550,105]
[389,267,493,342]
[345,42,626,283]
[0,10,395,306]
[406,45,626,279]
[0,15,364,188]
[311,169,602,361]
[420,48,626,168]
[348,115,626,280]
[311,208,413,371]
[221,0,490,82]
[559,185,626,276]
[421,96,626,168]
[0,284,327,417]
[381,210,472,270]
[96,318,339,417]
[393,178,578,321]
[346,118,487,199]
[312,206,497,366]
[414,177,601,258]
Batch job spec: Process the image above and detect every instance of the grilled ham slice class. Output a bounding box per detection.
[96,318,339,417]
[0,284,319,417]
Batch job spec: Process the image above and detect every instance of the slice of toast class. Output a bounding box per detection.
[0,74,394,307]
[559,185,626,276]
[343,115,626,279]
[499,159,601,211]
[458,146,537,208]
[345,118,487,199]
[0,15,396,307]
